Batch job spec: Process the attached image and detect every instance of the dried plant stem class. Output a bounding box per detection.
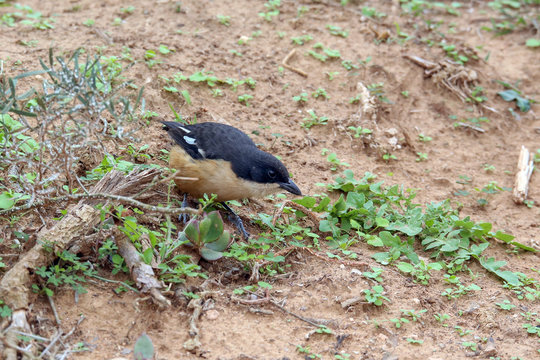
[0,192,200,217]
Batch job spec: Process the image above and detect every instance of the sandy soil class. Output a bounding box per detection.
[1,0,539,359]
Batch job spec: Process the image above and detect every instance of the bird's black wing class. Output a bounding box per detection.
[162,121,257,161]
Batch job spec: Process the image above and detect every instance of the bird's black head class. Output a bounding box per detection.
[233,149,302,196]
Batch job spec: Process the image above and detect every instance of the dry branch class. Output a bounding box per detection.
[513,146,534,204]
[0,168,183,359]
[115,230,171,308]
[281,49,308,77]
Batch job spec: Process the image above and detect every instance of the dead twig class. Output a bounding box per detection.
[282,49,308,77]
[0,192,200,217]
[115,229,171,309]
[513,146,534,204]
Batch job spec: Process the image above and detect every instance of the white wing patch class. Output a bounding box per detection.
[198,148,206,157]
[183,136,196,145]
[179,126,190,133]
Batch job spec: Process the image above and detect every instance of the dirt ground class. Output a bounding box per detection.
[1,0,539,359]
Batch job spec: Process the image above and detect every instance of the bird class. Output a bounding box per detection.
[162,121,302,238]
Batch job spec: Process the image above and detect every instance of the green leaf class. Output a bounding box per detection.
[396,262,414,273]
[440,238,460,253]
[200,247,224,261]
[294,196,317,209]
[0,192,15,210]
[525,38,540,48]
[141,248,153,265]
[375,217,390,228]
[386,221,422,236]
[134,333,154,360]
[181,90,191,105]
[515,96,530,112]
[379,231,400,247]
[205,232,230,252]
[497,89,519,101]
[202,211,224,242]
[492,231,514,242]
[184,220,199,244]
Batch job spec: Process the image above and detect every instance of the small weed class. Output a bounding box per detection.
[217,15,231,26]
[341,60,359,71]
[291,34,313,45]
[238,94,253,106]
[301,110,328,129]
[362,6,386,19]
[348,126,372,138]
[308,43,341,62]
[434,313,450,326]
[364,285,390,306]
[82,19,95,27]
[322,148,350,171]
[416,152,428,162]
[454,326,473,337]
[382,153,397,162]
[462,341,478,351]
[367,83,390,103]
[120,6,135,14]
[495,299,516,311]
[259,0,281,22]
[312,88,329,100]
[293,92,309,104]
[418,133,432,142]
[326,25,348,38]
[396,260,442,285]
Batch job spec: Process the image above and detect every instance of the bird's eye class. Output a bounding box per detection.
[268,169,276,179]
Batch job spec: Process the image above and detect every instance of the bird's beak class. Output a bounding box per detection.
[279,179,302,196]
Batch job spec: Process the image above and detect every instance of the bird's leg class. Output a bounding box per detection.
[221,202,250,240]
[179,194,191,223]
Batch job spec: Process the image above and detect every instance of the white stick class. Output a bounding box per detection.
[513,146,534,204]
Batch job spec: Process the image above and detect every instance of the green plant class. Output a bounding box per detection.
[238,94,253,106]
[462,341,478,351]
[291,34,313,45]
[454,326,473,337]
[416,152,428,162]
[348,126,372,138]
[293,92,309,103]
[259,0,281,21]
[364,285,390,306]
[178,212,231,261]
[495,299,515,311]
[120,6,135,14]
[217,15,231,26]
[382,153,397,162]
[32,250,98,296]
[367,83,390,103]
[312,88,329,99]
[362,267,384,282]
[308,43,341,62]
[498,89,532,112]
[322,149,350,171]
[434,313,450,326]
[326,25,348,38]
[396,260,442,285]
[442,275,481,299]
[361,6,386,18]
[301,110,328,129]
[0,300,13,318]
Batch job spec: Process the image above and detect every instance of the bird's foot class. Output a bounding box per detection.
[221,202,250,240]
[178,194,191,223]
